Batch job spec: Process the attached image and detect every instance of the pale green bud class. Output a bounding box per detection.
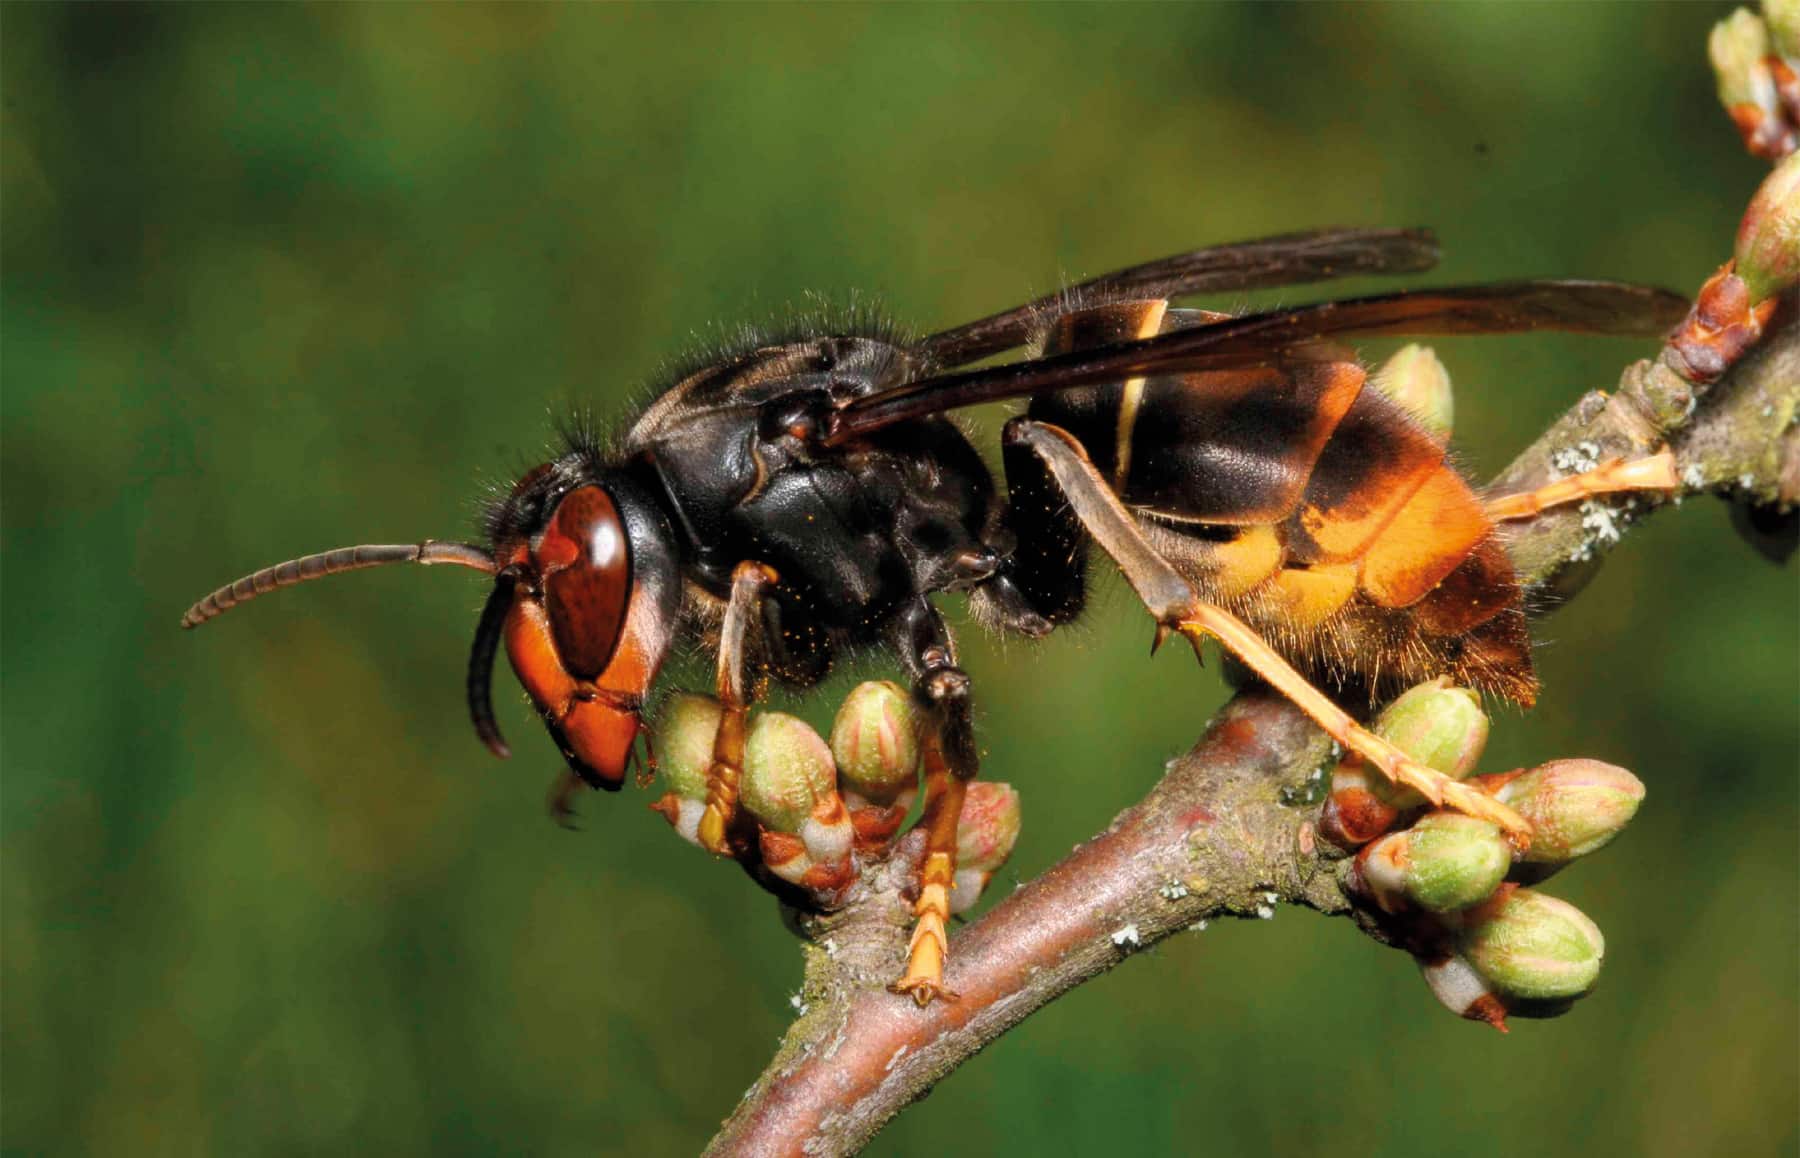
[741,712,837,832]
[1711,9,1776,110]
[956,782,1022,873]
[1735,153,1800,303]
[1404,813,1513,912]
[1375,678,1490,781]
[1764,0,1798,63]
[1492,759,1644,876]
[1370,344,1454,441]
[652,693,722,801]
[1358,811,1511,914]
[829,681,920,805]
[950,782,1022,914]
[1458,888,1604,1006]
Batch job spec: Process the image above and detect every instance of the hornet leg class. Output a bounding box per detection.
[697,562,779,856]
[887,597,978,1006]
[1484,451,1678,521]
[1004,418,1531,843]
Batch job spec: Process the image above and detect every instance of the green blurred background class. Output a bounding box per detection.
[4,4,1795,1155]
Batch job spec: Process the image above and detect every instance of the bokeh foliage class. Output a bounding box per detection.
[3,4,1794,1155]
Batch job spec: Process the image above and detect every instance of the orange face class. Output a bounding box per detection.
[492,483,665,789]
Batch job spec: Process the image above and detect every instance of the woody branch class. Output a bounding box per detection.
[704,300,1795,1156]
[710,38,1799,1147]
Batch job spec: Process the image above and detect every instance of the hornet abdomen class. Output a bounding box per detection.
[1009,299,1535,706]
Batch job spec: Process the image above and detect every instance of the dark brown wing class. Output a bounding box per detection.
[911,227,1441,371]
[827,280,1688,445]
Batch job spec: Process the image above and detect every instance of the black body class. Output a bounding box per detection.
[488,332,1050,708]
[480,266,1688,736]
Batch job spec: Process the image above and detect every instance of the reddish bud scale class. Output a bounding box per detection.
[1779,56,1800,119]
[1417,952,1510,1033]
[845,789,918,855]
[1727,54,1800,160]
[759,828,806,871]
[1318,767,1401,849]
[1347,839,1406,916]
[1666,263,1781,385]
[650,793,708,847]
[1468,995,1510,1031]
[757,797,857,909]
[801,791,854,861]
[1727,98,1800,161]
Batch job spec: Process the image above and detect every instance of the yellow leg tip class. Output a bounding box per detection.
[1395,761,1447,806]
[697,807,731,856]
[889,977,961,1006]
[891,888,958,1005]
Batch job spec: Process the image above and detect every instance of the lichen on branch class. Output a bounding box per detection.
[705,80,1800,1156]
[702,304,1794,1155]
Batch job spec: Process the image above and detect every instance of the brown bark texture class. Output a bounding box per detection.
[705,300,1797,1157]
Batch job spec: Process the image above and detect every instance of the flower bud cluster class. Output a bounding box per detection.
[648,683,1021,913]
[1323,678,1643,1030]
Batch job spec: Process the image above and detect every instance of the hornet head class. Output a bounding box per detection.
[181,453,683,802]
